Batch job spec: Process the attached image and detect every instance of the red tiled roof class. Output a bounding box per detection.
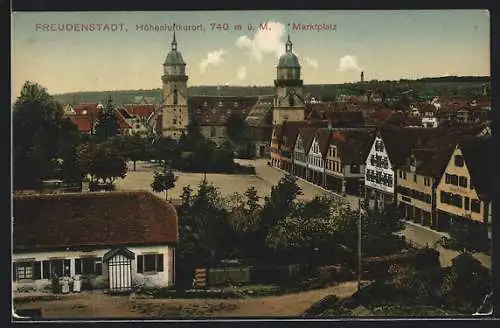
[115,109,132,129]
[123,104,156,118]
[316,129,332,157]
[13,191,179,252]
[458,136,491,199]
[379,127,444,167]
[73,103,100,115]
[67,114,93,133]
[189,96,259,126]
[330,128,376,165]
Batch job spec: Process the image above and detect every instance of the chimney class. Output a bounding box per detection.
[361,71,364,83]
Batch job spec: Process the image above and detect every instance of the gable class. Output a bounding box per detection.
[308,137,321,156]
[294,134,304,152]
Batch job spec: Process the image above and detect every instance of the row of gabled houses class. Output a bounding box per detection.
[270,120,492,241]
[63,102,159,137]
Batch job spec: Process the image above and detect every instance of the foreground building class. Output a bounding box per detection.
[364,127,442,210]
[395,123,487,230]
[435,136,492,240]
[12,191,179,293]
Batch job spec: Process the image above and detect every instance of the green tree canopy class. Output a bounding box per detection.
[151,165,178,200]
[13,81,78,188]
[94,97,120,142]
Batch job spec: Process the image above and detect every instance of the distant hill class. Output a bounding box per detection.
[52,76,490,105]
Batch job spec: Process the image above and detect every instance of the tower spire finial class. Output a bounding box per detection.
[171,23,177,51]
[285,25,292,53]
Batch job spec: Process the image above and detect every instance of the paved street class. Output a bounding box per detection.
[116,159,491,269]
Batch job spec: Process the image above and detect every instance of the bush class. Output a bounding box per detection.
[440,253,492,310]
[317,265,355,285]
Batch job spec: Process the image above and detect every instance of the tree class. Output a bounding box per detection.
[225,113,247,144]
[80,142,127,184]
[444,220,488,253]
[260,173,303,234]
[121,134,149,171]
[151,165,178,200]
[94,97,120,142]
[266,196,356,264]
[227,187,262,257]
[441,253,492,311]
[179,119,205,152]
[151,137,179,166]
[13,81,77,188]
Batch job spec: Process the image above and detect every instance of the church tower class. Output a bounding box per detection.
[273,34,306,126]
[161,29,189,139]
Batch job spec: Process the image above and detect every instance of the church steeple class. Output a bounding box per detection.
[171,25,177,51]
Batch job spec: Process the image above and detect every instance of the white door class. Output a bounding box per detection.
[108,254,132,292]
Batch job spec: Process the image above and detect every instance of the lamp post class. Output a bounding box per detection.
[357,180,364,292]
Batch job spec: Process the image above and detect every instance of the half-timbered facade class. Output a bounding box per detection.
[365,127,442,210]
[293,132,308,180]
[270,125,283,168]
[306,134,325,186]
[296,127,317,181]
[12,191,179,294]
[364,132,395,209]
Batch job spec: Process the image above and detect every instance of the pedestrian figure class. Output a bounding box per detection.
[61,276,70,294]
[51,273,60,294]
[73,275,82,293]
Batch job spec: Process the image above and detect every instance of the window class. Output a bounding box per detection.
[471,199,481,213]
[459,176,468,188]
[454,155,464,167]
[440,191,450,204]
[351,165,360,174]
[403,171,407,179]
[173,89,178,105]
[42,259,71,278]
[445,173,451,184]
[450,175,458,186]
[137,254,164,274]
[413,174,417,183]
[173,119,177,125]
[464,197,470,210]
[75,257,103,275]
[13,261,41,281]
[210,127,216,137]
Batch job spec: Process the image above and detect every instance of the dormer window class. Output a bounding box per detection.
[82,110,87,115]
[234,102,239,107]
[218,101,223,107]
[203,102,208,107]
[211,108,217,114]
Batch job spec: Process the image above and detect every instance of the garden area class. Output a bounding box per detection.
[304,251,492,317]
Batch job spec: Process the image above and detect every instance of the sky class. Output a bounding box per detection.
[11,10,490,99]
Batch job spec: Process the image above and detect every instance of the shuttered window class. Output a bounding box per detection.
[137,254,164,273]
[75,257,103,275]
[13,261,42,281]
